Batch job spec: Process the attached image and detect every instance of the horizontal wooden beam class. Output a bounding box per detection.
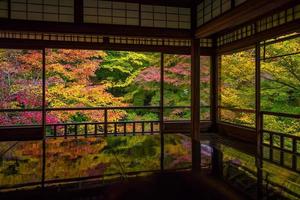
[217,19,300,54]
[0,19,192,39]
[217,122,256,144]
[0,121,213,142]
[0,127,43,141]
[195,0,296,38]
[0,39,215,55]
[210,133,257,157]
[0,38,192,54]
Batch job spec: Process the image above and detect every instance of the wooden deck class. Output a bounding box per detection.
[0,171,248,200]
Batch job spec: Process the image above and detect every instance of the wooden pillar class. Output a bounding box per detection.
[211,39,223,178]
[160,53,164,172]
[191,38,201,171]
[7,0,11,19]
[255,43,263,199]
[231,0,236,8]
[74,0,84,24]
[41,48,46,188]
[210,38,219,132]
[212,146,223,178]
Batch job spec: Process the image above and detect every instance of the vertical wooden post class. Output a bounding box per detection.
[191,39,201,172]
[211,38,219,132]
[104,108,108,137]
[133,122,136,136]
[54,125,57,137]
[123,122,126,136]
[74,0,84,24]
[151,122,154,135]
[41,48,46,188]
[210,39,223,177]
[138,3,141,27]
[7,0,11,19]
[74,124,78,138]
[84,124,88,137]
[64,125,68,138]
[142,121,145,135]
[191,1,201,172]
[280,136,284,165]
[212,147,223,178]
[160,53,164,172]
[292,139,297,170]
[231,0,236,8]
[255,43,263,199]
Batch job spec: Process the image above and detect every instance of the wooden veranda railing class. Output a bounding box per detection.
[259,111,300,172]
[218,107,300,172]
[0,105,199,190]
[0,105,212,139]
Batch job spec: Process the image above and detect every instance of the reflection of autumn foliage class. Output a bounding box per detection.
[46,138,106,158]
[164,134,192,169]
[165,134,213,169]
[86,163,108,176]
[45,138,109,179]
[17,142,41,157]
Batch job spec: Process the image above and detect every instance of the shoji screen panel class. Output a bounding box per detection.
[141,5,190,29]
[217,3,300,47]
[0,0,8,18]
[257,4,300,33]
[197,0,241,27]
[83,0,139,26]
[84,1,190,29]
[200,38,213,47]
[10,0,74,22]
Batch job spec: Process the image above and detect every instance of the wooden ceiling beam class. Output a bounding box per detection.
[0,19,192,39]
[0,38,192,54]
[195,0,296,38]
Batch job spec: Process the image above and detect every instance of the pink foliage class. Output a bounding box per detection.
[0,115,10,125]
[164,63,190,76]
[135,66,160,83]
[86,163,107,176]
[0,112,60,126]
[200,76,210,83]
[135,64,191,86]
[15,90,42,107]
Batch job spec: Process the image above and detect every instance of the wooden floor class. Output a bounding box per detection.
[0,171,248,200]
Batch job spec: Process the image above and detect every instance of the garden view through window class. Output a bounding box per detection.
[0,49,212,186]
[0,34,299,198]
